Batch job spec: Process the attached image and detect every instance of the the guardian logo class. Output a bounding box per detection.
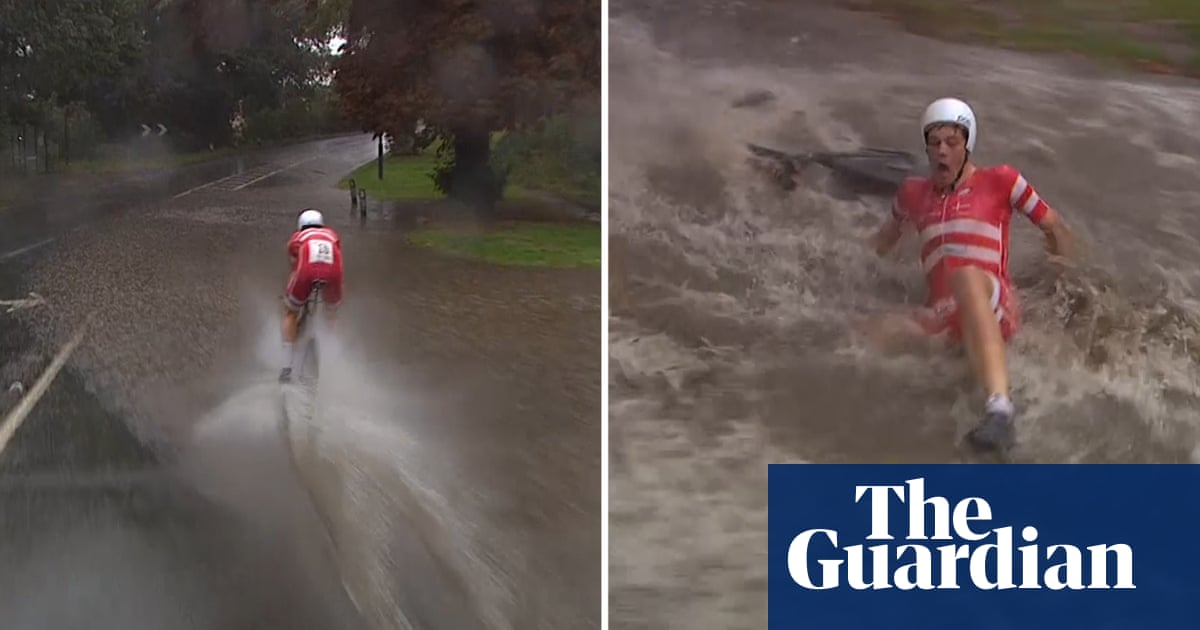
[788,478,1136,591]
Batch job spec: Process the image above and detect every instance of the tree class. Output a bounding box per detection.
[79,0,329,149]
[328,0,600,212]
[2,0,347,164]
[292,0,352,41]
[0,0,145,164]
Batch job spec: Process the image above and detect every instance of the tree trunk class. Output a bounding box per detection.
[449,129,496,214]
[376,132,383,180]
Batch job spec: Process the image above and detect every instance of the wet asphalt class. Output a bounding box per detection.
[0,135,383,630]
[0,131,601,629]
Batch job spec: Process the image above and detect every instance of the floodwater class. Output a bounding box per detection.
[3,135,600,630]
[608,1,1200,628]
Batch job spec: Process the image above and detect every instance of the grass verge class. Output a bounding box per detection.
[336,151,596,206]
[845,0,1200,75]
[406,220,601,268]
[505,166,599,210]
[338,153,440,200]
[338,153,596,207]
[338,130,599,209]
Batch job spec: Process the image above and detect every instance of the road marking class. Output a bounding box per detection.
[0,237,54,262]
[173,156,317,198]
[231,156,317,190]
[172,178,221,199]
[0,313,93,456]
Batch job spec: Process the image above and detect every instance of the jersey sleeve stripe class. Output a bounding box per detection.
[1009,173,1049,222]
[1019,190,1042,215]
[1008,175,1029,207]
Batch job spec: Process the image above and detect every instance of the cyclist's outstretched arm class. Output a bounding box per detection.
[1035,206,1073,260]
[1003,165,1074,261]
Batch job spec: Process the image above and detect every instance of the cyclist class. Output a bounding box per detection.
[865,97,1074,452]
[280,208,343,383]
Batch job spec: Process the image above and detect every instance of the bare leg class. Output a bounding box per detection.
[949,267,1006,398]
[949,267,1015,450]
[282,308,300,343]
[280,307,300,381]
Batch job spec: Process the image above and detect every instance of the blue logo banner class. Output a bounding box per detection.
[768,465,1200,629]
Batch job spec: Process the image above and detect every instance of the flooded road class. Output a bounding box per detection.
[0,135,366,256]
[0,251,367,630]
[608,1,1200,628]
[2,134,600,629]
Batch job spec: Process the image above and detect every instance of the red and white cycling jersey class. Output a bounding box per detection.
[891,164,1050,340]
[285,226,343,309]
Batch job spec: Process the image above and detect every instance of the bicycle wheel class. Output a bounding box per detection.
[297,283,323,383]
[302,334,319,382]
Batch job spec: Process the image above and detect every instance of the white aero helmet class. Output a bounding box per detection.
[297,208,324,230]
[921,97,977,153]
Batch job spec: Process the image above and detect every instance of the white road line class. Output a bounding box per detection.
[0,237,55,262]
[0,313,93,456]
[173,167,265,198]
[173,156,316,198]
[232,156,317,190]
[172,178,223,199]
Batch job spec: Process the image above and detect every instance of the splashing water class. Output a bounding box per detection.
[16,195,593,630]
[178,311,518,630]
[609,3,1200,628]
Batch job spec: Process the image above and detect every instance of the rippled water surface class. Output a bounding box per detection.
[608,1,1200,627]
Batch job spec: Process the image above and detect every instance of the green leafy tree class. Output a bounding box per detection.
[0,0,144,164]
[328,0,599,212]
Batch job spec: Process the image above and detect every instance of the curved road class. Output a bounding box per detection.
[0,135,600,629]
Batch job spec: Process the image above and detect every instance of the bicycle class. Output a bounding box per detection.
[279,279,325,496]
